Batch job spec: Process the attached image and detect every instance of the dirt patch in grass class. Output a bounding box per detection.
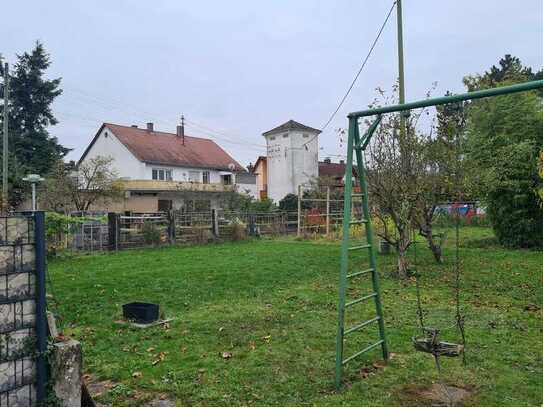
[400,383,473,406]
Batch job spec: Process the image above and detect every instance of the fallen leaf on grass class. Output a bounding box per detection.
[221,351,233,359]
[132,371,142,378]
[152,352,167,365]
[262,335,271,343]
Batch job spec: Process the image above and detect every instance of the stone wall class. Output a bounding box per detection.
[0,216,38,406]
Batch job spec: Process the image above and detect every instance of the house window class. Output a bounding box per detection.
[188,171,200,183]
[270,136,276,140]
[221,174,232,185]
[302,133,309,138]
[152,168,173,181]
[202,171,210,184]
[283,133,288,138]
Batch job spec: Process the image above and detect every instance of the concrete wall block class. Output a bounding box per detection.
[52,339,82,407]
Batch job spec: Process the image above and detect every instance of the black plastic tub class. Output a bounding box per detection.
[122,302,159,323]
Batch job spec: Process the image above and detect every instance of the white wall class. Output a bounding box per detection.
[81,127,146,178]
[265,130,318,203]
[142,164,224,183]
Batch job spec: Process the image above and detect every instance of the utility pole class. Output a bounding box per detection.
[396,0,406,137]
[2,63,9,212]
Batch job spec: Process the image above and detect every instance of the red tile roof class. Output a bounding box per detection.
[318,161,357,178]
[79,123,244,171]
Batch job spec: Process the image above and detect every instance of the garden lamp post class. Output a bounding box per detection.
[22,174,44,211]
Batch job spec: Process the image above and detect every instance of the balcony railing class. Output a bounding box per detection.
[116,179,236,193]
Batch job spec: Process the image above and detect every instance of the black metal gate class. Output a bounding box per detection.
[0,212,47,406]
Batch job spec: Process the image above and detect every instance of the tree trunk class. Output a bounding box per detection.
[397,248,409,279]
[425,229,443,263]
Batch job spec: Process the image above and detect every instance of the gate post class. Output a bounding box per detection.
[108,212,119,250]
[168,210,176,244]
[34,211,48,403]
[211,209,219,238]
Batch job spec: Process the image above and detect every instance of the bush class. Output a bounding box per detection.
[142,222,162,245]
[486,190,543,248]
[193,226,213,244]
[229,221,247,241]
[279,194,298,211]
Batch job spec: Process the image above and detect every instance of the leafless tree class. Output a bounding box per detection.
[44,156,123,212]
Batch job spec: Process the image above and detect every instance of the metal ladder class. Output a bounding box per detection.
[335,116,389,389]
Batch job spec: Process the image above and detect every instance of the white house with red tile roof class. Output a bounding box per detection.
[78,122,256,212]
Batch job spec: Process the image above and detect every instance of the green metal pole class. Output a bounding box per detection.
[335,117,356,389]
[348,79,543,119]
[352,122,389,361]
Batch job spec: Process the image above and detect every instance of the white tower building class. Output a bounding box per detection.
[262,120,321,203]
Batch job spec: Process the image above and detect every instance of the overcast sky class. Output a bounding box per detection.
[3,0,542,166]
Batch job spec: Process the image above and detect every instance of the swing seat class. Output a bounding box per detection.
[412,336,464,357]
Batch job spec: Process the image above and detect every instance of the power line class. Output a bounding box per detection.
[59,86,265,151]
[303,0,397,150]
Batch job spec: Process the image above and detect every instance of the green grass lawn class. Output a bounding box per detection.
[48,227,543,406]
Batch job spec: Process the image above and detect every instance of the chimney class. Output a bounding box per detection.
[177,115,185,145]
[324,157,331,164]
[131,124,138,128]
[146,122,154,132]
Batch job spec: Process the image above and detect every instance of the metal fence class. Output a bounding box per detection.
[0,212,48,405]
[47,207,352,254]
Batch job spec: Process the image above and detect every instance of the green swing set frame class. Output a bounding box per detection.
[335,78,543,389]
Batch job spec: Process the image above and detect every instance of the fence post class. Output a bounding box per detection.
[34,211,48,403]
[168,210,176,244]
[297,185,301,237]
[326,186,330,237]
[211,209,219,237]
[108,212,119,251]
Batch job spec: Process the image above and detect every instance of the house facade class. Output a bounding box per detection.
[253,156,267,200]
[78,122,256,212]
[261,120,320,203]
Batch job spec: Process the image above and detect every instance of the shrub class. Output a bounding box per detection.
[193,226,213,244]
[142,222,162,246]
[230,221,247,241]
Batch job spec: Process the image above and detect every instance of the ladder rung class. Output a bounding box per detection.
[348,244,371,251]
[347,268,374,279]
[345,293,377,308]
[342,339,384,365]
[344,316,380,335]
[351,193,364,198]
[350,219,368,225]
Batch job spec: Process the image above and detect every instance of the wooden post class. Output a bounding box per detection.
[107,212,119,251]
[211,209,219,238]
[168,210,176,244]
[326,186,330,237]
[297,184,302,237]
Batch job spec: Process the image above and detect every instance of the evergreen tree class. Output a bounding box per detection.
[1,41,70,206]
